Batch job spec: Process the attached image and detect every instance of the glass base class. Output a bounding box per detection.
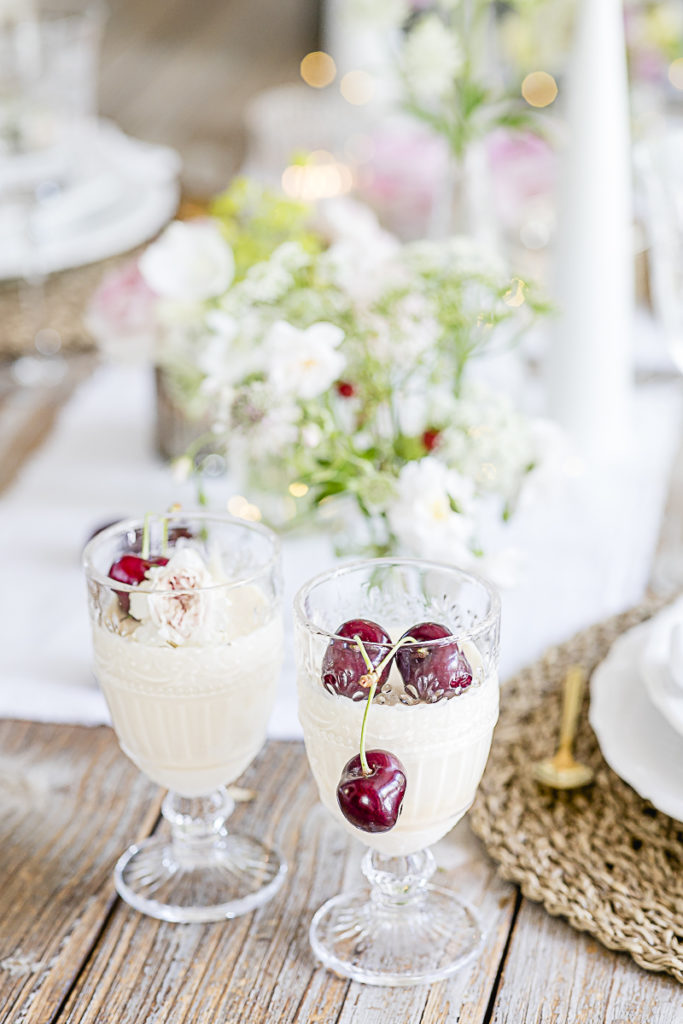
[115,832,286,923]
[309,849,482,986]
[114,787,286,922]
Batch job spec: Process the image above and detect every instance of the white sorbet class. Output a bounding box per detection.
[298,638,498,857]
[92,550,283,797]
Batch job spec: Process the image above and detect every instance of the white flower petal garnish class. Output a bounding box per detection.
[129,548,227,646]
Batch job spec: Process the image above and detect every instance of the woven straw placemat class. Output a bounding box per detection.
[0,257,126,358]
[470,596,683,983]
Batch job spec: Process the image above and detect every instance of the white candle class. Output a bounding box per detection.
[548,0,633,459]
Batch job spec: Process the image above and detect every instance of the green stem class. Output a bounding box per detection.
[161,516,169,557]
[358,675,378,776]
[141,512,153,560]
[353,634,413,776]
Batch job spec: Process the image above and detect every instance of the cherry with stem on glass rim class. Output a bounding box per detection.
[396,622,473,703]
[321,618,393,700]
[108,511,172,613]
[336,635,409,833]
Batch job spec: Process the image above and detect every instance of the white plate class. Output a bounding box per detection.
[638,597,683,738]
[0,120,181,280]
[589,619,683,821]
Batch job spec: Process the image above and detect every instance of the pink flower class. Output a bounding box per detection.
[486,130,557,231]
[86,260,158,362]
[354,121,449,235]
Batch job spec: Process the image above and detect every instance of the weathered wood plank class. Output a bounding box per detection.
[0,719,160,1024]
[57,740,516,1024]
[489,899,683,1024]
[58,742,342,1024]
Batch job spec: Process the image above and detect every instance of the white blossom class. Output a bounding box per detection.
[301,423,323,448]
[403,15,463,103]
[388,457,476,563]
[139,220,234,302]
[233,381,301,453]
[317,198,401,303]
[240,262,293,304]
[266,320,346,400]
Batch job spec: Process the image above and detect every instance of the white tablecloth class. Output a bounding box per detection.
[1,363,680,737]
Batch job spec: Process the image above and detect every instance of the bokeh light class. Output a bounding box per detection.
[300,51,336,88]
[521,71,558,108]
[227,495,262,522]
[669,58,683,90]
[281,151,353,201]
[340,70,375,105]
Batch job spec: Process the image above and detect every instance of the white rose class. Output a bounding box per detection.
[403,15,463,103]
[266,320,346,400]
[139,220,235,303]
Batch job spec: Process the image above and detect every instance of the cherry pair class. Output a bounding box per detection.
[322,618,473,703]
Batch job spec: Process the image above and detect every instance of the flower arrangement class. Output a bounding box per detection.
[89,178,561,582]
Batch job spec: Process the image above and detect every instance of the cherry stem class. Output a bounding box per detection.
[162,503,182,557]
[353,634,413,776]
[141,512,152,560]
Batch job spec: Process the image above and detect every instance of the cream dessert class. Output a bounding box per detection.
[298,623,498,857]
[92,545,283,797]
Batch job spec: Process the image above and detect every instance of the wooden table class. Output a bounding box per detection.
[2,715,683,1024]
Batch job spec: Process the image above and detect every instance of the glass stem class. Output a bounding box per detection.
[362,847,436,911]
[162,787,234,867]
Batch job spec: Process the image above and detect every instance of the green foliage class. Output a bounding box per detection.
[210,177,322,280]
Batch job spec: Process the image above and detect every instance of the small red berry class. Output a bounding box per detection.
[422,429,441,452]
[336,381,355,398]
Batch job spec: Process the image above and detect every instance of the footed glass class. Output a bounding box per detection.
[294,559,500,986]
[83,513,286,922]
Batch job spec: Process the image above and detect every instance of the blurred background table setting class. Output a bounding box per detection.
[1,0,683,1020]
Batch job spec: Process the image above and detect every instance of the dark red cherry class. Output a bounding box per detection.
[396,621,472,702]
[321,619,392,700]
[108,554,168,613]
[336,750,406,832]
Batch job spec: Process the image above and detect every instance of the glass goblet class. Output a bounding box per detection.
[294,558,500,986]
[83,512,286,922]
